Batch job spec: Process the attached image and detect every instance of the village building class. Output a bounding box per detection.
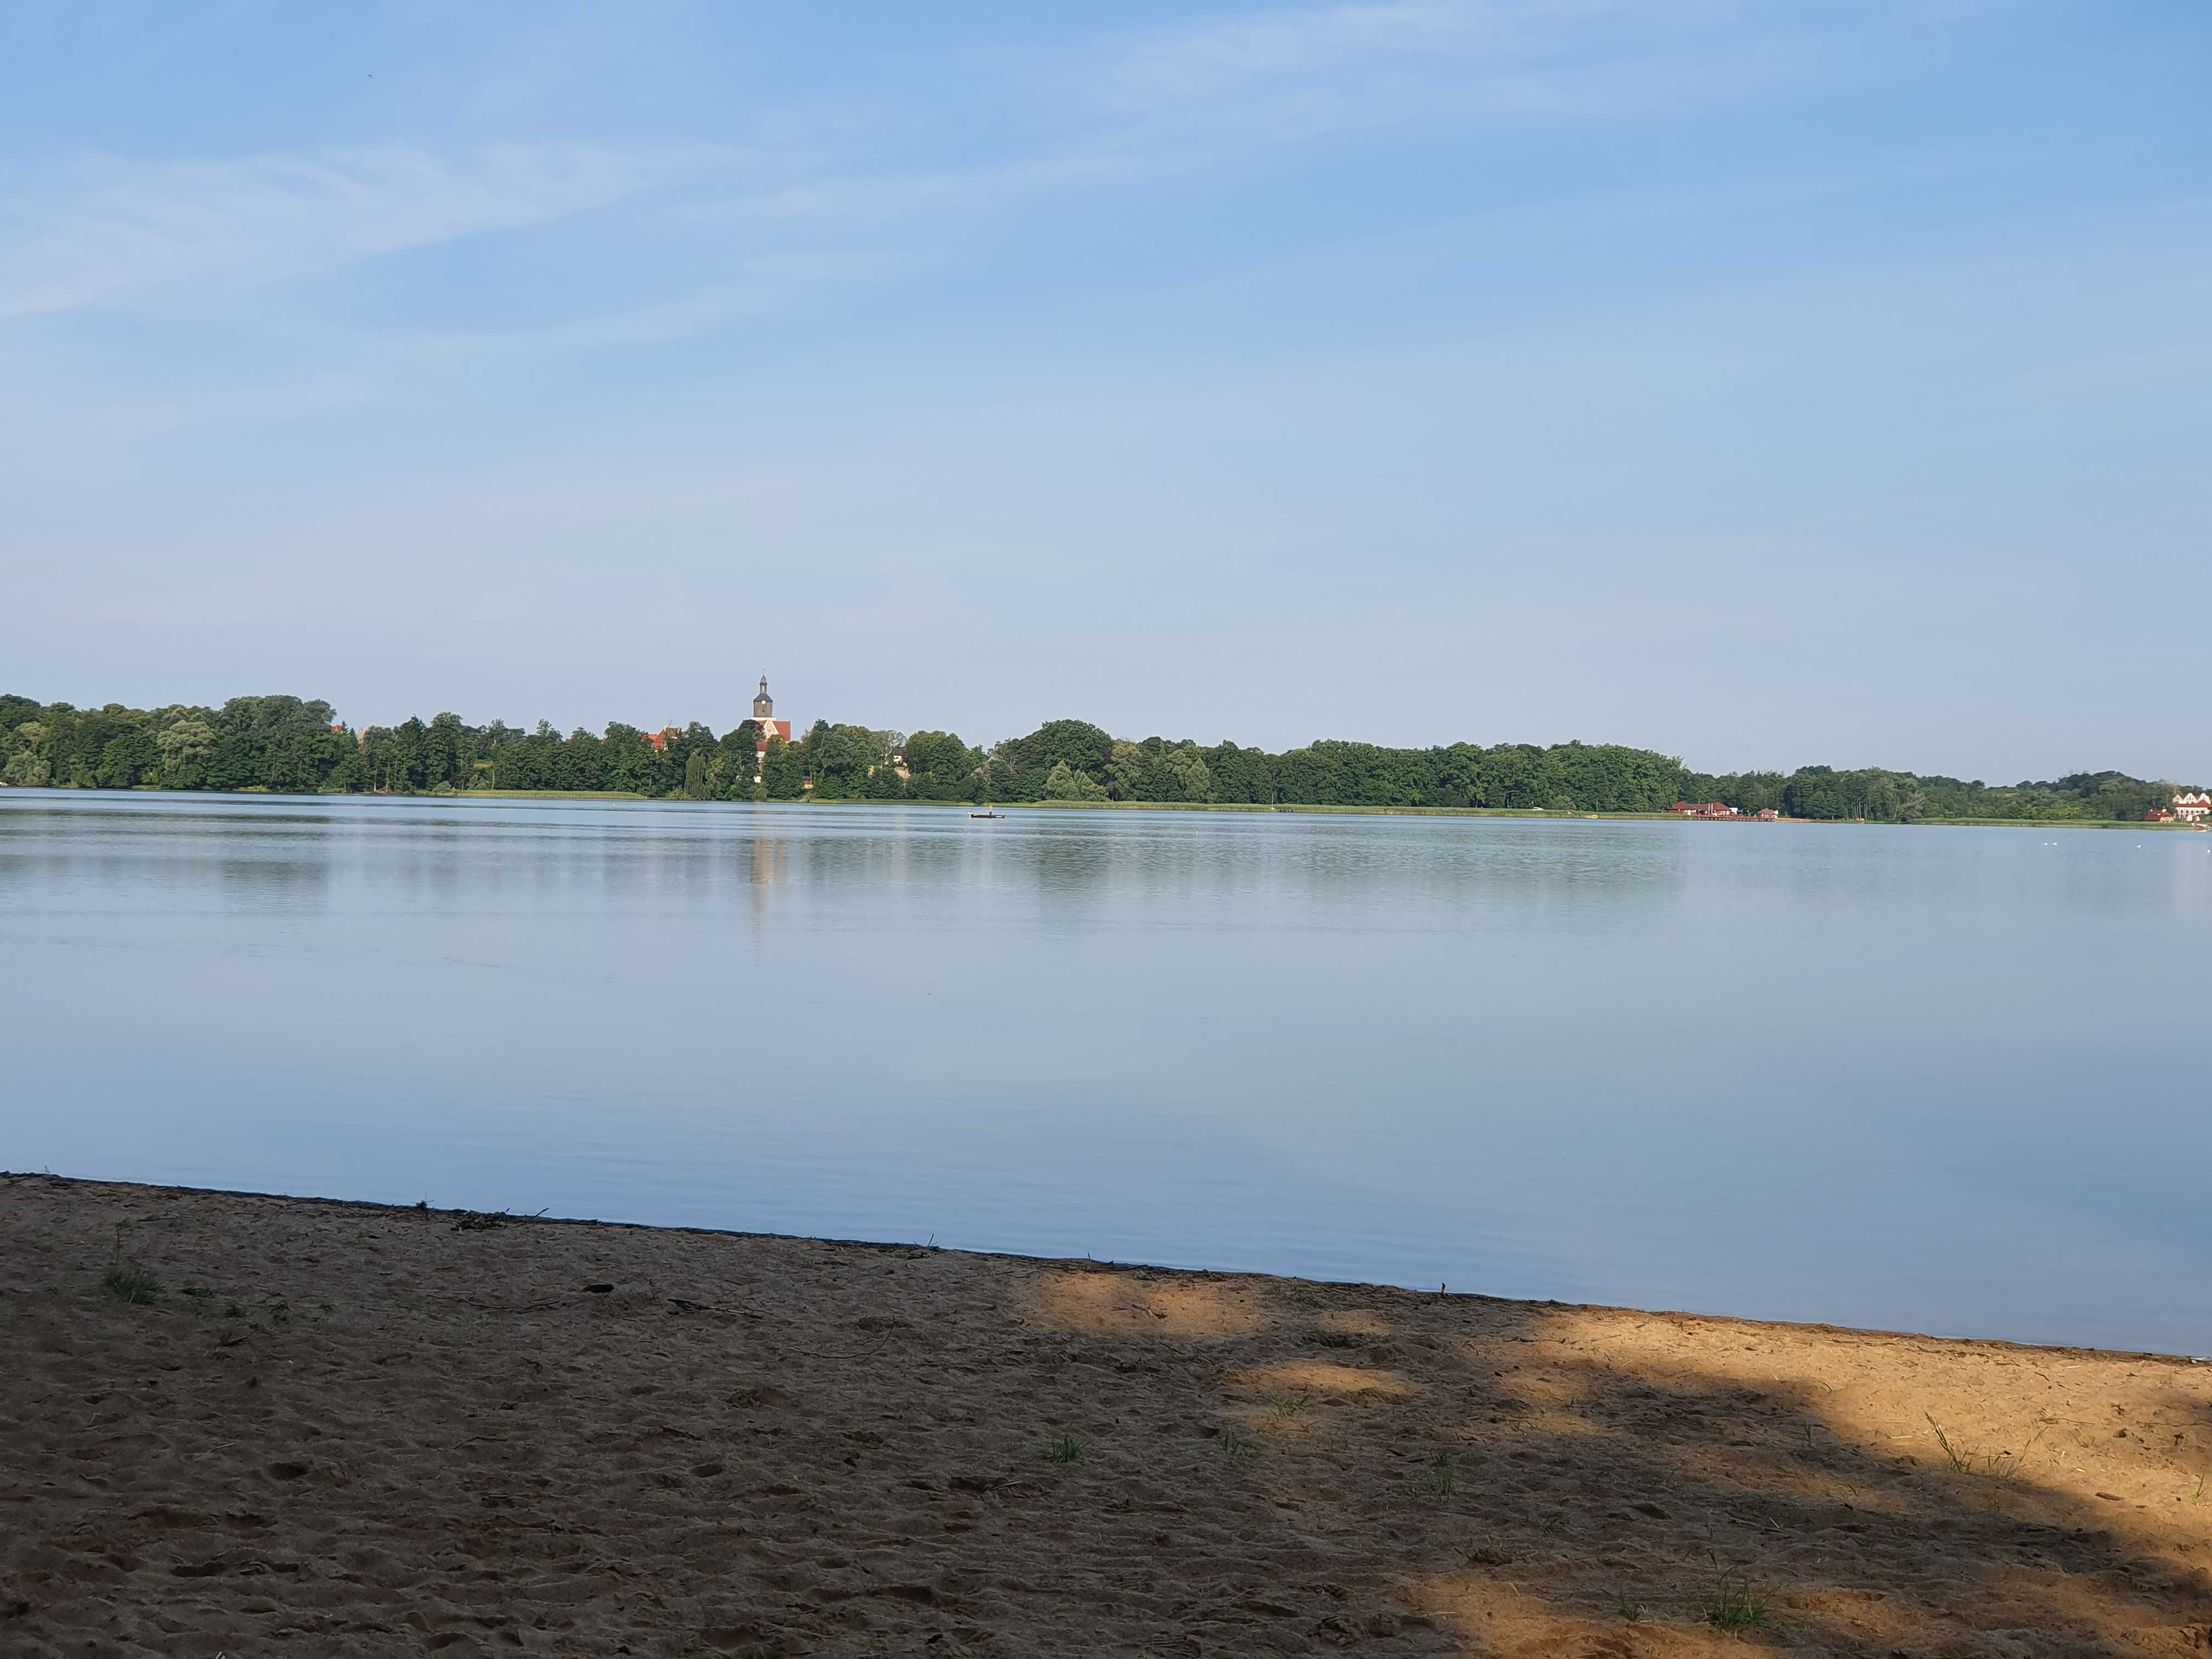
[751,677,793,760]
[2172,791,2211,823]
[626,681,789,763]
[624,679,792,777]
[1669,800,1741,819]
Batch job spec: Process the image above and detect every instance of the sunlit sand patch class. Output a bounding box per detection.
[1232,1359,1419,1399]
[1500,1305,2212,1564]
[1025,1269,1266,1339]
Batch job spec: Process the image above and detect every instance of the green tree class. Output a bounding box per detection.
[156,718,217,789]
[1152,744,1213,802]
[1477,745,1540,808]
[492,721,557,791]
[761,735,805,800]
[1203,741,1278,804]
[904,730,982,801]
[541,729,596,791]
[800,721,879,798]
[715,721,764,800]
[991,719,1112,800]
[1043,760,1107,800]
[97,727,160,788]
[664,721,716,788]
[605,724,673,796]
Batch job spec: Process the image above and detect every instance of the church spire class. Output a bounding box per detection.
[753,676,774,721]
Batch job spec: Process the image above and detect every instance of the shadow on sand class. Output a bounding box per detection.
[1020,1261,2212,1654]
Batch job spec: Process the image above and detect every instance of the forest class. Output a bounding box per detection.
[0,692,2192,822]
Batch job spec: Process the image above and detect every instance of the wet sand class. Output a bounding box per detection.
[5,1173,2211,1655]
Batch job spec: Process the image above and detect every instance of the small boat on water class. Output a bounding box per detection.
[970,806,1004,819]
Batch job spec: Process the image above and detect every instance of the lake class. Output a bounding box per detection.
[3,790,2208,1355]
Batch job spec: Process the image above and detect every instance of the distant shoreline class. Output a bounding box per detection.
[9,696,2197,828]
[1007,799,2205,828]
[5,782,2204,829]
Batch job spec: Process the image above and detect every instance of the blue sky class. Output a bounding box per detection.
[2,2,2207,777]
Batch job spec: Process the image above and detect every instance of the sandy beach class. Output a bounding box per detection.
[5,1174,2210,1656]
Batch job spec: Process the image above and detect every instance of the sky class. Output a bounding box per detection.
[1,2,2206,779]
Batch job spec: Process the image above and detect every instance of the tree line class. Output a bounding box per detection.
[1674,765,2179,825]
[0,692,2194,822]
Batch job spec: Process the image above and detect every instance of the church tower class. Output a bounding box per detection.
[748,675,792,754]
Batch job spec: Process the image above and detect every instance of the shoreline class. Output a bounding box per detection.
[9,1172,2210,1654]
[18,1172,2203,1365]
[5,782,2199,830]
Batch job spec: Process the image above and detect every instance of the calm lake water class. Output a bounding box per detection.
[4,790,2209,1353]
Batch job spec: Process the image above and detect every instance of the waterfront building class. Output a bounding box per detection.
[2172,791,2211,822]
[751,676,794,743]
[744,675,798,783]
[751,677,794,755]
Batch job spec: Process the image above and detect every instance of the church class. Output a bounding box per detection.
[750,676,793,763]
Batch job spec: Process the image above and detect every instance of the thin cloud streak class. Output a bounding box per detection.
[1017,0,1864,131]
[0,143,744,319]
[0,1,1889,329]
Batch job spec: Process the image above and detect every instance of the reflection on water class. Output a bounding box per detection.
[2,790,2209,1354]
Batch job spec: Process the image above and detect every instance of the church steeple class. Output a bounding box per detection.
[753,676,774,721]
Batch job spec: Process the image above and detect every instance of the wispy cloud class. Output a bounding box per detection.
[1079,0,1621,105]
[0,143,737,319]
[652,0,1887,260]
[0,1,1900,330]
[1016,0,1851,141]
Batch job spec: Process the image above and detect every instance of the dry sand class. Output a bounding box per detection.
[5,1174,2212,1656]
